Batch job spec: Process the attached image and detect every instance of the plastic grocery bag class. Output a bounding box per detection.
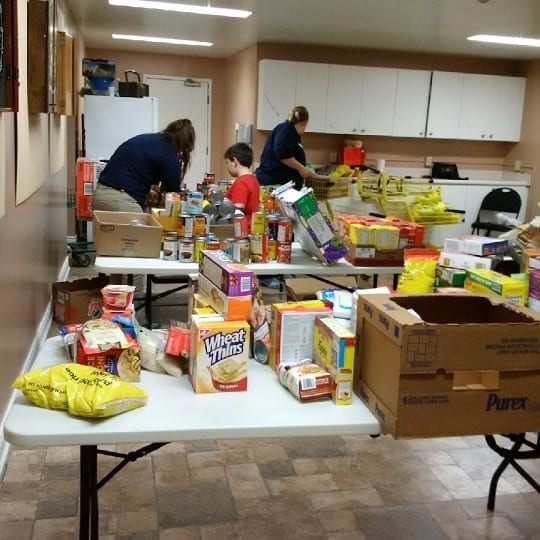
[12,363,147,418]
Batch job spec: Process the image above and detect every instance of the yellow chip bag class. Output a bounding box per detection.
[12,363,148,418]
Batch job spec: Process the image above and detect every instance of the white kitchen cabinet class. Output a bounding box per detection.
[426,71,464,139]
[359,67,397,136]
[257,60,298,130]
[392,69,431,137]
[459,74,526,142]
[296,62,329,133]
[326,64,363,134]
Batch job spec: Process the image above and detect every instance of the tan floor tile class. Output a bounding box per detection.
[190,465,228,485]
[266,473,337,496]
[0,500,38,521]
[251,444,289,462]
[0,479,79,502]
[406,437,471,452]
[425,499,471,524]
[308,487,384,510]
[326,532,367,540]
[417,450,456,466]
[292,457,329,476]
[0,520,33,540]
[152,451,189,472]
[187,449,253,469]
[226,463,268,500]
[316,509,360,533]
[440,515,526,540]
[159,526,201,539]
[429,464,487,499]
[45,446,80,464]
[199,521,242,540]
[154,469,191,488]
[216,438,281,449]
[31,516,79,540]
[115,510,159,534]
[3,450,47,483]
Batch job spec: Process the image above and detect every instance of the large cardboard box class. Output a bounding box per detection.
[354,293,540,438]
[52,277,108,324]
[285,276,359,301]
[93,211,162,258]
[343,238,404,267]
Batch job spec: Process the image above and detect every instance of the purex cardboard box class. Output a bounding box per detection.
[354,293,540,438]
[93,211,162,258]
[285,276,359,301]
[52,277,108,324]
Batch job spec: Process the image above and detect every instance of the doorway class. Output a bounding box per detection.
[144,74,211,191]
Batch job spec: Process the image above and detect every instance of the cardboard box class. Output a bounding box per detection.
[464,268,528,306]
[285,276,359,301]
[52,277,108,324]
[93,211,162,258]
[199,249,254,296]
[210,224,235,241]
[76,159,106,219]
[343,239,404,267]
[438,250,493,270]
[197,273,252,320]
[189,316,250,393]
[435,266,467,287]
[313,316,355,405]
[354,293,540,438]
[443,235,508,256]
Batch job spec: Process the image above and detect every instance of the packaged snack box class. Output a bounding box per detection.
[199,249,254,297]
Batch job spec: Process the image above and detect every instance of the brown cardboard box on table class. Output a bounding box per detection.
[93,211,162,258]
[354,293,540,438]
[52,277,108,324]
[285,276,359,301]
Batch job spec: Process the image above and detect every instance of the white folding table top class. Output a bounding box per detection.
[4,337,381,448]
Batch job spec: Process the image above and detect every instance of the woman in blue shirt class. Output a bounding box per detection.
[92,118,195,211]
[255,106,323,190]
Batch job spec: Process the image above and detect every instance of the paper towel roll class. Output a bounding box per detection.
[376,159,385,172]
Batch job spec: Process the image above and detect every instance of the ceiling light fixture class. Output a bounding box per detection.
[108,0,252,19]
[112,33,212,46]
[467,34,540,48]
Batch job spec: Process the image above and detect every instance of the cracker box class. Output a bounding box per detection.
[189,316,250,393]
[438,250,493,270]
[269,301,332,372]
[76,158,106,219]
[197,273,252,321]
[443,235,508,256]
[464,268,528,306]
[313,316,355,405]
[199,249,254,297]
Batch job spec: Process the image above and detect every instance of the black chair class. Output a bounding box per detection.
[471,187,522,236]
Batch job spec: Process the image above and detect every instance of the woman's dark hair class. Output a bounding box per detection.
[287,105,309,124]
[162,119,196,178]
[224,142,253,167]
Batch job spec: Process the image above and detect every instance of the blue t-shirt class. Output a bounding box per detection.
[98,132,181,206]
[255,121,306,190]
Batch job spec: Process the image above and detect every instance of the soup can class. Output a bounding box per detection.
[207,185,225,205]
[277,217,293,243]
[186,191,204,214]
[233,238,250,264]
[251,211,266,235]
[277,241,292,263]
[266,215,280,240]
[222,238,235,258]
[193,214,208,237]
[250,233,268,263]
[178,236,195,262]
[205,237,222,250]
[177,213,194,238]
[194,236,207,263]
[204,172,216,184]
[162,232,178,261]
[233,212,249,238]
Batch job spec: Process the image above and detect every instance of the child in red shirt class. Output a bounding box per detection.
[225,143,260,227]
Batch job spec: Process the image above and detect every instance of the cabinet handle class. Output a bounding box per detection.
[428,132,433,136]
[360,128,365,133]
[481,134,485,138]
[352,128,357,132]
[419,131,424,136]
[489,134,493,139]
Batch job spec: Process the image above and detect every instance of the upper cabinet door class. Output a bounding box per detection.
[296,62,329,133]
[257,60,298,130]
[426,71,464,139]
[459,74,526,142]
[359,67,398,136]
[392,69,431,137]
[326,65,364,134]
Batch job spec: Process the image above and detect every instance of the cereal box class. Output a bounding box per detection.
[189,316,250,393]
[197,273,252,321]
[313,316,355,405]
[199,250,254,296]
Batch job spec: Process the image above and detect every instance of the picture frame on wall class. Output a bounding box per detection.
[0,0,19,112]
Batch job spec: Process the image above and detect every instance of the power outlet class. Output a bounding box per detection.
[425,155,433,168]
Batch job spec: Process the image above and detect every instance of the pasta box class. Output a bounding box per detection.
[354,293,540,438]
[199,249,254,297]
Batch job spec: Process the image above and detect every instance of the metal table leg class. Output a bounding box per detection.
[79,445,98,540]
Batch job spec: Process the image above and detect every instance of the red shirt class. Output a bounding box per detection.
[226,173,260,223]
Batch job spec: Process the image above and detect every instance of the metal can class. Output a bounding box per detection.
[277,217,293,243]
[178,236,195,262]
[233,212,249,238]
[250,233,268,263]
[186,191,204,214]
[204,172,216,184]
[266,215,280,240]
[222,238,235,258]
[233,238,251,264]
[277,241,292,263]
[207,185,225,205]
[177,213,194,238]
[218,198,236,219]
[218,180,229,193]
[193,214,208,237]
[193,236,207,263]
[162,232,178,260]
[251,211,266,235]
[267,238,278,261]
[205,238,222,250]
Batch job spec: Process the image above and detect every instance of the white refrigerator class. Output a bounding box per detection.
[83,95,159,159]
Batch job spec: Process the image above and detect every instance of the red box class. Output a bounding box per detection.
[76,158,106,219]
[338,146,365,166]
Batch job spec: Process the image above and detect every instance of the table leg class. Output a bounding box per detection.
[80,445,99,540]
[145,274,153,327]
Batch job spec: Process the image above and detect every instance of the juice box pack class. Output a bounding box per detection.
[189,315,250,393]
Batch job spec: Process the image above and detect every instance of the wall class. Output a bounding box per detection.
[0,0,82,468]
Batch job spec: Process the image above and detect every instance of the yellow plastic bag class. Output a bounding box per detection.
[13,363,147,418]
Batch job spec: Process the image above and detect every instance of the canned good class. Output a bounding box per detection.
[218,180,229,193]
[194,236,207,263]
[267,238,277,261]
[205,238,222,250]
[207,185,225,205]
[233,212,250,238]
[222,238,235,258]
[277,217,293,243]
[186,191,204,214]
[233,238,250,264]
[204,172,216,184]
[250,233,268,263]
[266,215,280,240]
[193,214,208,237]
[251,211,266,235]
[218,198,235,219]
[162,232,178,260]
[178,236,195,262]
[177,213,194,238]
[277,241,292,263]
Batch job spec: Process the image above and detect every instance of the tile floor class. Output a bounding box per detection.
[1,257,539,539]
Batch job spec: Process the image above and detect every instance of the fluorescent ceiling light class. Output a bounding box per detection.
[108,0,252,18]
[468,34,540,48]
[112,33,212,46]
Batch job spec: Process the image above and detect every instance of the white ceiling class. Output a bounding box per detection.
[65,0,540,61]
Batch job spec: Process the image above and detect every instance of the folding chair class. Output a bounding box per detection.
[471,187,522,236]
